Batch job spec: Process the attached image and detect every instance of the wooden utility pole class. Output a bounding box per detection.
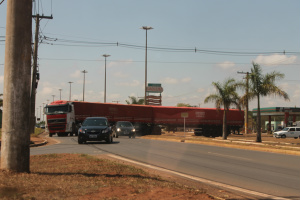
[1,0,32,172]
[30,14,52,134]
[238,71,249,134]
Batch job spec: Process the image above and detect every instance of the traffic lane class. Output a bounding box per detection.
[96,137,300,198]
[29,136,300,198]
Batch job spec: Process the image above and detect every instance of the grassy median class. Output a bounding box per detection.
[0,153,214,200]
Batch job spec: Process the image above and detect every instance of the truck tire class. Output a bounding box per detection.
[49,133,52,137]
[281,134,286,138]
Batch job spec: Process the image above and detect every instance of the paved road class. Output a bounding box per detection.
[30,136,300,200]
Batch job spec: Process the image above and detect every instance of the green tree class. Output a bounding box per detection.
[176,103,196,107]
[248,62,289,142]
[204,78,241,140]
[125,96,144,105]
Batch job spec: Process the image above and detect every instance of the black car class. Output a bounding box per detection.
[113,121,136,138]
[78,117,113,144]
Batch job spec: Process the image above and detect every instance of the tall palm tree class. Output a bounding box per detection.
[204,78,241,139]
[125,96,144,105]
[248,62,289,142]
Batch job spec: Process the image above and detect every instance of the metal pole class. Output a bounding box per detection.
[140,26,153,105]
[102,54,110,103]
[68,82,73,101]
[145,29,147,105]
[59,89,62,100]
[82,70,88,101]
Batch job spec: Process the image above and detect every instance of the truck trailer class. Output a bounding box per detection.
[44,100,244,137]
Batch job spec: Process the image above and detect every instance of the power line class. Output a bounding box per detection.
[41,36,300,56]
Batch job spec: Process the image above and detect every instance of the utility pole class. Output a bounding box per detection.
[238,71,249,134]
[1,0,32,172]
[30,13,53,134]
[68,82,73,101]
[59,89,62,100]
[82,70,88,101]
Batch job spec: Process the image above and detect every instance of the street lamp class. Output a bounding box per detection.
[59,89,62,100]
[103,54,110,103]
[68,81,73,101]
[140,26,153,105]
[82,70,88,101]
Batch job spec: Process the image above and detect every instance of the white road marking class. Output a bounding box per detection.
[108,154,289,200]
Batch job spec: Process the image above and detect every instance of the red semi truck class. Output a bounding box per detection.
[44,100,244,137]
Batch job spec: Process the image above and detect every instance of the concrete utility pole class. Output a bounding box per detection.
[1,0,32,172]
[238,71,250,134]
[30,13,52,134]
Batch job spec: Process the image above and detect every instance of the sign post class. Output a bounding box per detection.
[181,112,189,138]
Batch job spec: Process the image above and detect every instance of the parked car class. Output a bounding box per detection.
[273,127,300,139]
[113,121,136,138]
[78,117,113,144]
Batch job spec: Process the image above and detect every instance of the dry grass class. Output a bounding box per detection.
[142,132,300,155]
[0,154,212,200]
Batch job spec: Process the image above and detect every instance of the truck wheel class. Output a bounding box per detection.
[281,135,286,138]
[49,133,52,137]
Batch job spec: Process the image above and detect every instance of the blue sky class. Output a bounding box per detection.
[0,0,299,115]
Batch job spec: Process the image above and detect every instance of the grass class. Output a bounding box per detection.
[0,154,212,200]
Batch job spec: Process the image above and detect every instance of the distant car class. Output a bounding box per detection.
[78,117,113,144]
[273,127,300,139]
[113,121,136,138]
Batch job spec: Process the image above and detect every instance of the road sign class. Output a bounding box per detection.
[181,112,188,118]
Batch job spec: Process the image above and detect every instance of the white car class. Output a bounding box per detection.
[273,127,300,139]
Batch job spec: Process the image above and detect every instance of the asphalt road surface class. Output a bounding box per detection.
[30,135,300,200]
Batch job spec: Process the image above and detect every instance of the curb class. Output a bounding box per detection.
[30,139,48,147]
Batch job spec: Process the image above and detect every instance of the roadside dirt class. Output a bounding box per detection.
[2,131,296,199]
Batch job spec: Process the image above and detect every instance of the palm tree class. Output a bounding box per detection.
[248,62,289,142]
[125,96,144,105]
[204,78,241,139]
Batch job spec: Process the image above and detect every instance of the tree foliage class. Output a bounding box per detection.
[247,62,289,142]
[125,96,144,105]
[176,103,196,107]
[204,78,241,139]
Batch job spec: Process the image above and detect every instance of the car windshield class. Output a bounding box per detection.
[45,104,70,114]
[82,118,107,126]
[282,127,289,131]
[117,122,133,128]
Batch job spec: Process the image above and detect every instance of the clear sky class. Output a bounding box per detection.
[0,0,299,116]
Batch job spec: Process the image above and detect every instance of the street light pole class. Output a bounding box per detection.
[140,26,153,105]
[82,70,88,101]
[68,81,73,101]
[102,54,110,103]
[59,89,62,100]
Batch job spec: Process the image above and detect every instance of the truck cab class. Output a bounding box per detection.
[44,101,76,137]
